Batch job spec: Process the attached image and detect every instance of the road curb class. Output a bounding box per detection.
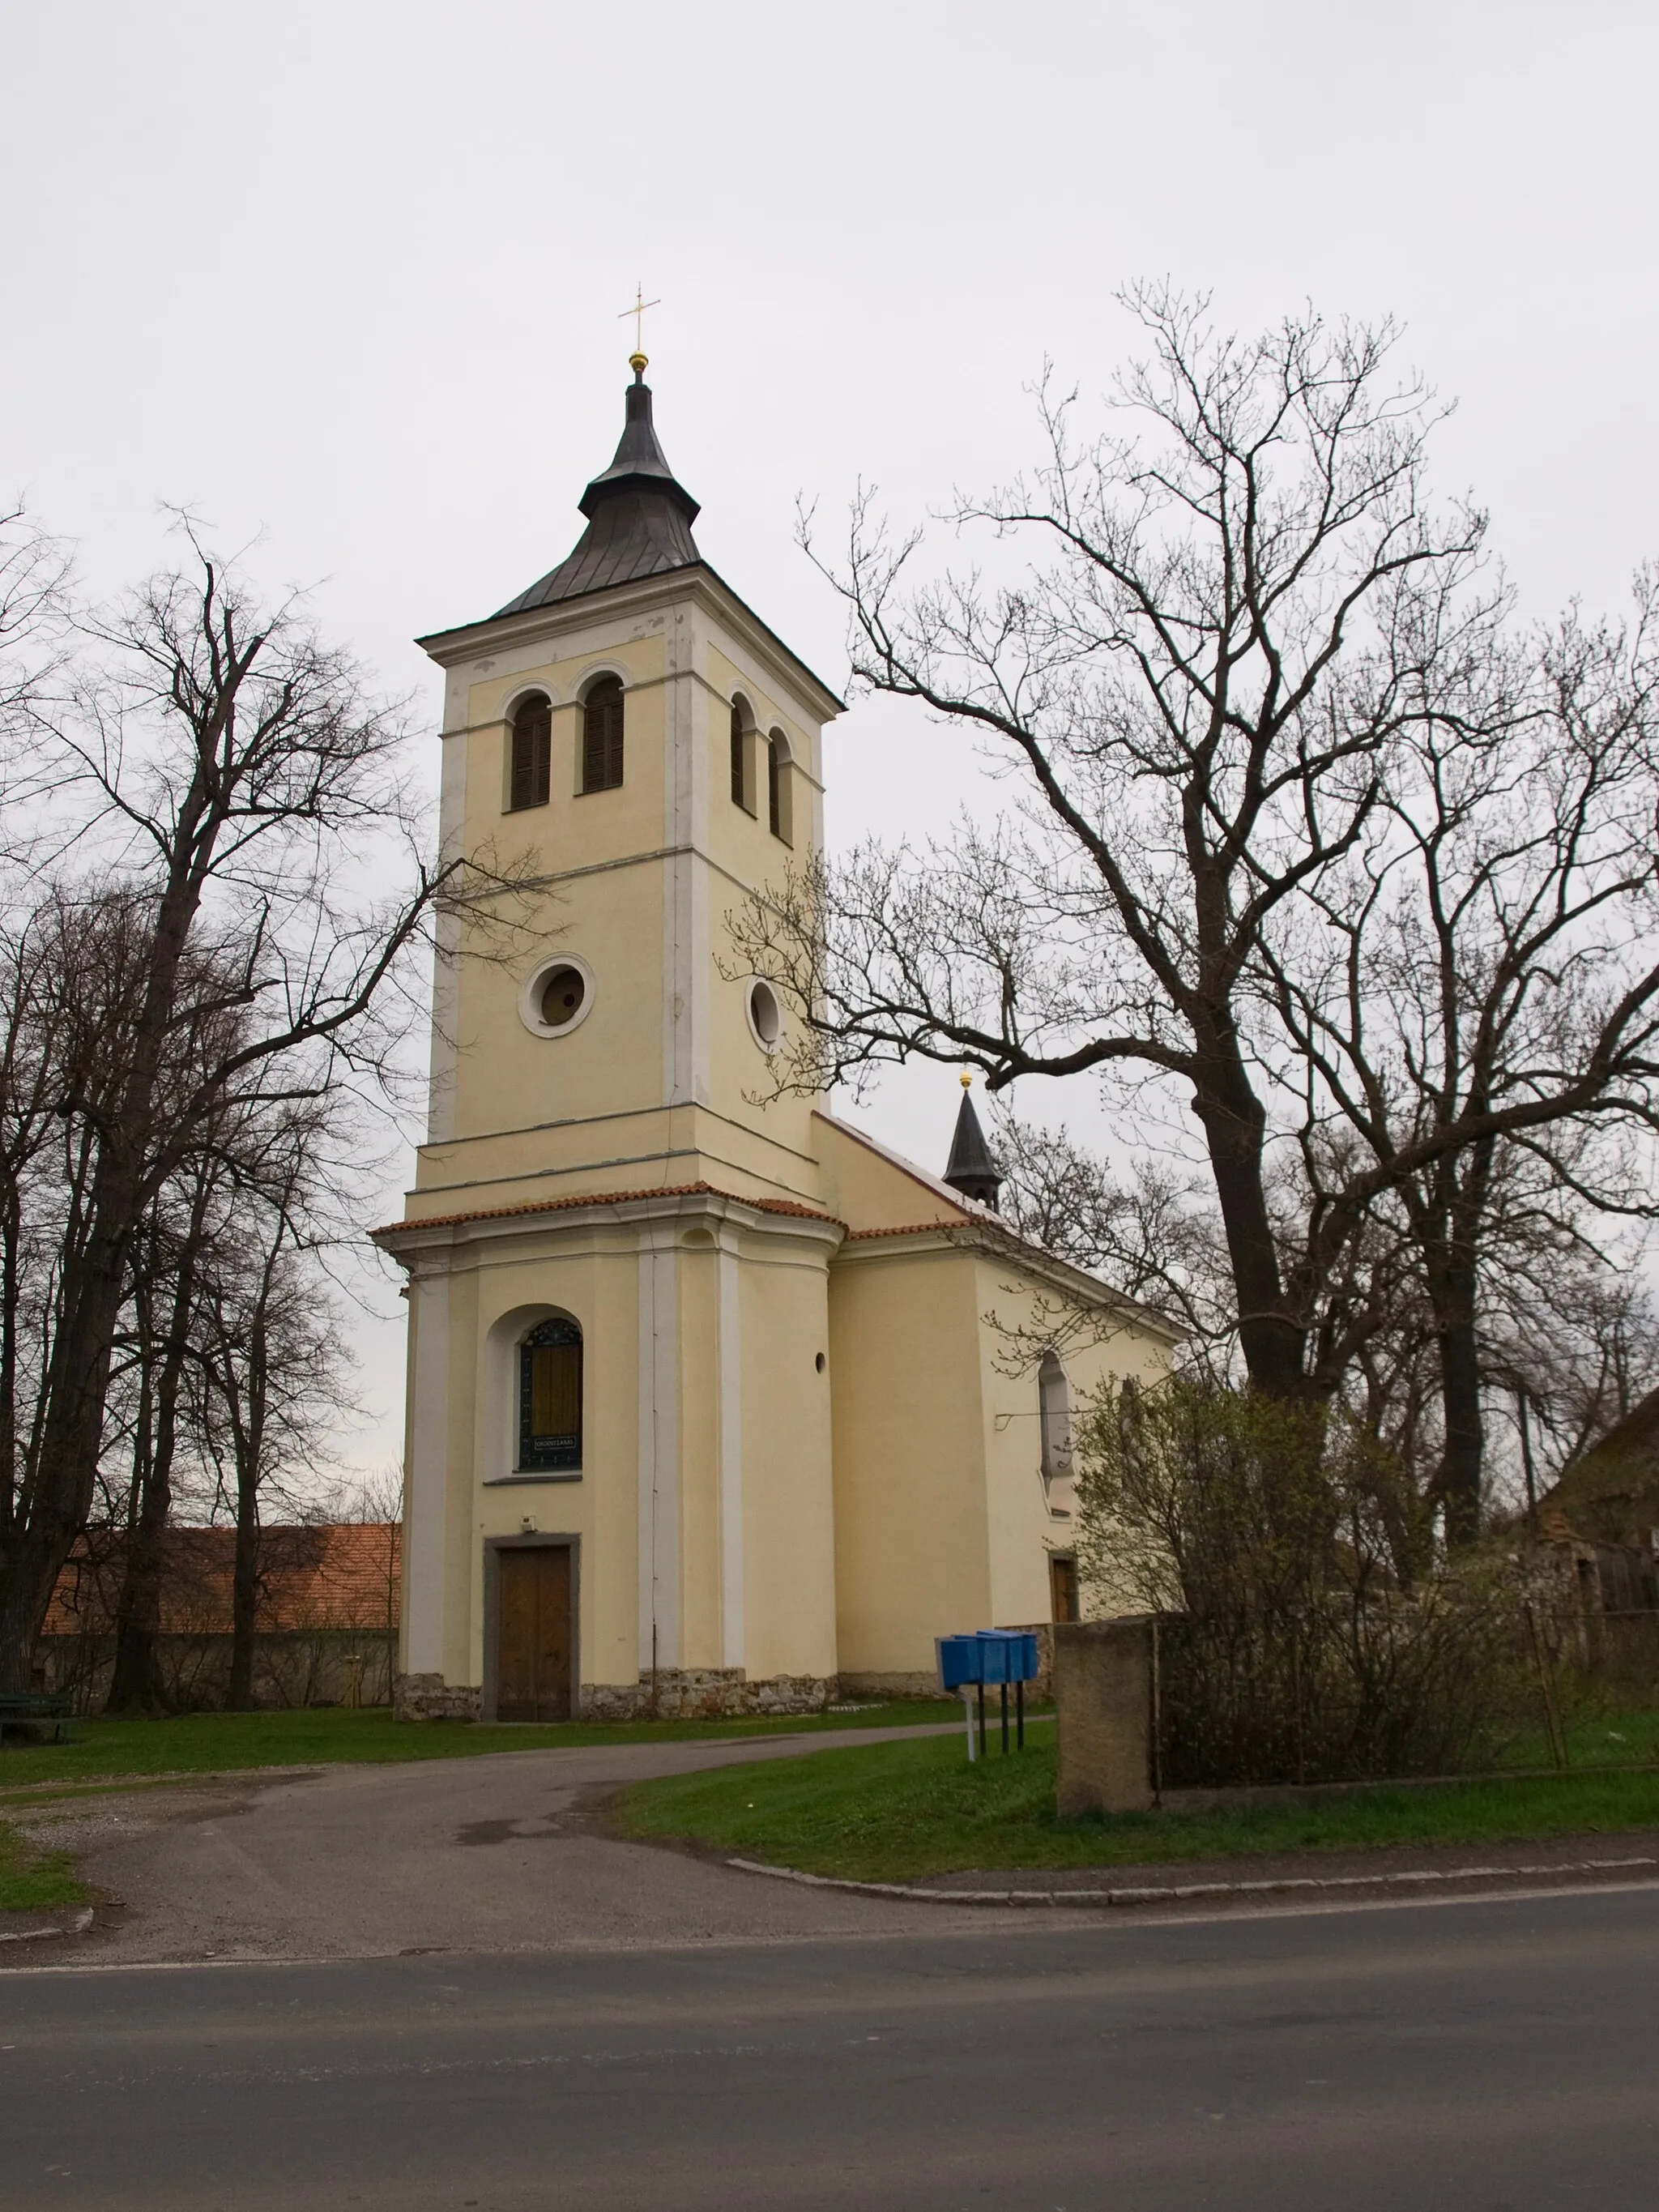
[726,1851,1659,1907]
[0,1906,95,1945]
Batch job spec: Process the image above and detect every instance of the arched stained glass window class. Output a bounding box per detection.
[518,1317,582,1471]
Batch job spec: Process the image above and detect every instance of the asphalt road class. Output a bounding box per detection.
[6,1882,1657,2210]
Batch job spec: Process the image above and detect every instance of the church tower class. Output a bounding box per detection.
[377,353,847,1721]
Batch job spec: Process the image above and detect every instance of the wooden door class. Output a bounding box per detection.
[496,1546,573,1720]
[1049,1554,1079,1625]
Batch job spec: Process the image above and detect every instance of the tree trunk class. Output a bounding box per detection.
[227,1495,259,1711]
[1435,1290,1485,1546]
[0,1228,127,1692]
[107,1218,204,1713]
[1188,1010,1307,1399]
[226,1315,267,1712]
[1426,1147,1494,1547]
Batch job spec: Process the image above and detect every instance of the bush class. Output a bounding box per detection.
[1075,1377,1522,1784]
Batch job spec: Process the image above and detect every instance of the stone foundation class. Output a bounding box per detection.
[394,1672,482,1723]
[836,1670,943,1702]
[581,1669,837,1720]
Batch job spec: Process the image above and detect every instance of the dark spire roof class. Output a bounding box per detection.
[494,364,702,618]
[943,1080,1003,1211]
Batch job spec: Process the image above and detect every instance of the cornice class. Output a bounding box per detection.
[373,1178,846,1260]
[416,563,844,724]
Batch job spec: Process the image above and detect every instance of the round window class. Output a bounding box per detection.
[748,978,783,1049]
[539,965,586,1029]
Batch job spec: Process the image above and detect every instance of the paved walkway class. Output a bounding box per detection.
[7,1724,1017,1964]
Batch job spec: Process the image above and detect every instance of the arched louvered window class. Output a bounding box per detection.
[518,1317,582,1471]
[509,694,552,811]
[731,700,748,809]
[766,731,792,843]
[581,677,625,793]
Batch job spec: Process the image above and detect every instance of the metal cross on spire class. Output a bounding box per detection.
[618,284,660,373]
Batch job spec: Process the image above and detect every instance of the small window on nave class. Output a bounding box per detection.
[509,694,552,811]
[581,677,625,793]
[518,1317,582,1471]
[1038,1352,1072,1483]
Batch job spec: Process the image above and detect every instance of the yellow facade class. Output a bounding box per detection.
[376,375,1175,1719]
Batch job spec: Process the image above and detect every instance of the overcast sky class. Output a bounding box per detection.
[5,1,1655,1480]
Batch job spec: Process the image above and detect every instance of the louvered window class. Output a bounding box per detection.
[766,732,792,843]
[581,677,625,793]
[509,694,552,811]
[731,702,746,807]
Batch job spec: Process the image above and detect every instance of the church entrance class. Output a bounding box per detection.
[494,1544,574,1720]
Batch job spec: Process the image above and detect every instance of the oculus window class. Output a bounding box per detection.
[748,978,783,1050]
[539,965,586,1028]
[518,1317,582,1472]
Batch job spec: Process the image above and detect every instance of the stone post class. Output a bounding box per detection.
[1054,1617,1154,1815]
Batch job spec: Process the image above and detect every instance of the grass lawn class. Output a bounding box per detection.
[1500,1706,1659,1770]
[616,1729,1659,1884]
[0,1818,88,1915]
[0,1699,962,1795]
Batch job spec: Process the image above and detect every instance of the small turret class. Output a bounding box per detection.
[942,1074,1003,1211]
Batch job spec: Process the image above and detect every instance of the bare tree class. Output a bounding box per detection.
[1260,587,1659,1531]
[737,286,1489,1401]
[0,535,522,1693]
[736,294,1659,1505]
[988,1108,1234,1366]
[103,1156,220,1710]
[0,503,70,763]
[200,1172,354,1712]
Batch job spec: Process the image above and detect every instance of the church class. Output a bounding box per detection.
[374,348,1175,1722]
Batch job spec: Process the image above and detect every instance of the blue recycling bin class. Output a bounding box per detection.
[973,1629,1039,1685]
[935,1634,984,1691]
[936,1629,1039,1755]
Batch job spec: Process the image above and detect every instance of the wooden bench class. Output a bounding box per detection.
[0,1691,75,1744]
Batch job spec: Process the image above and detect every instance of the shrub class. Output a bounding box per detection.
[1075,1376,1522,1784]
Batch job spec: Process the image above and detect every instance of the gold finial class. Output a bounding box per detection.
[960,1071,973,1089]
[619,283,660,374]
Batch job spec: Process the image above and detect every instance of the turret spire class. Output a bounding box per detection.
[943,1074,1003,1212]
[494,365,701,618]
